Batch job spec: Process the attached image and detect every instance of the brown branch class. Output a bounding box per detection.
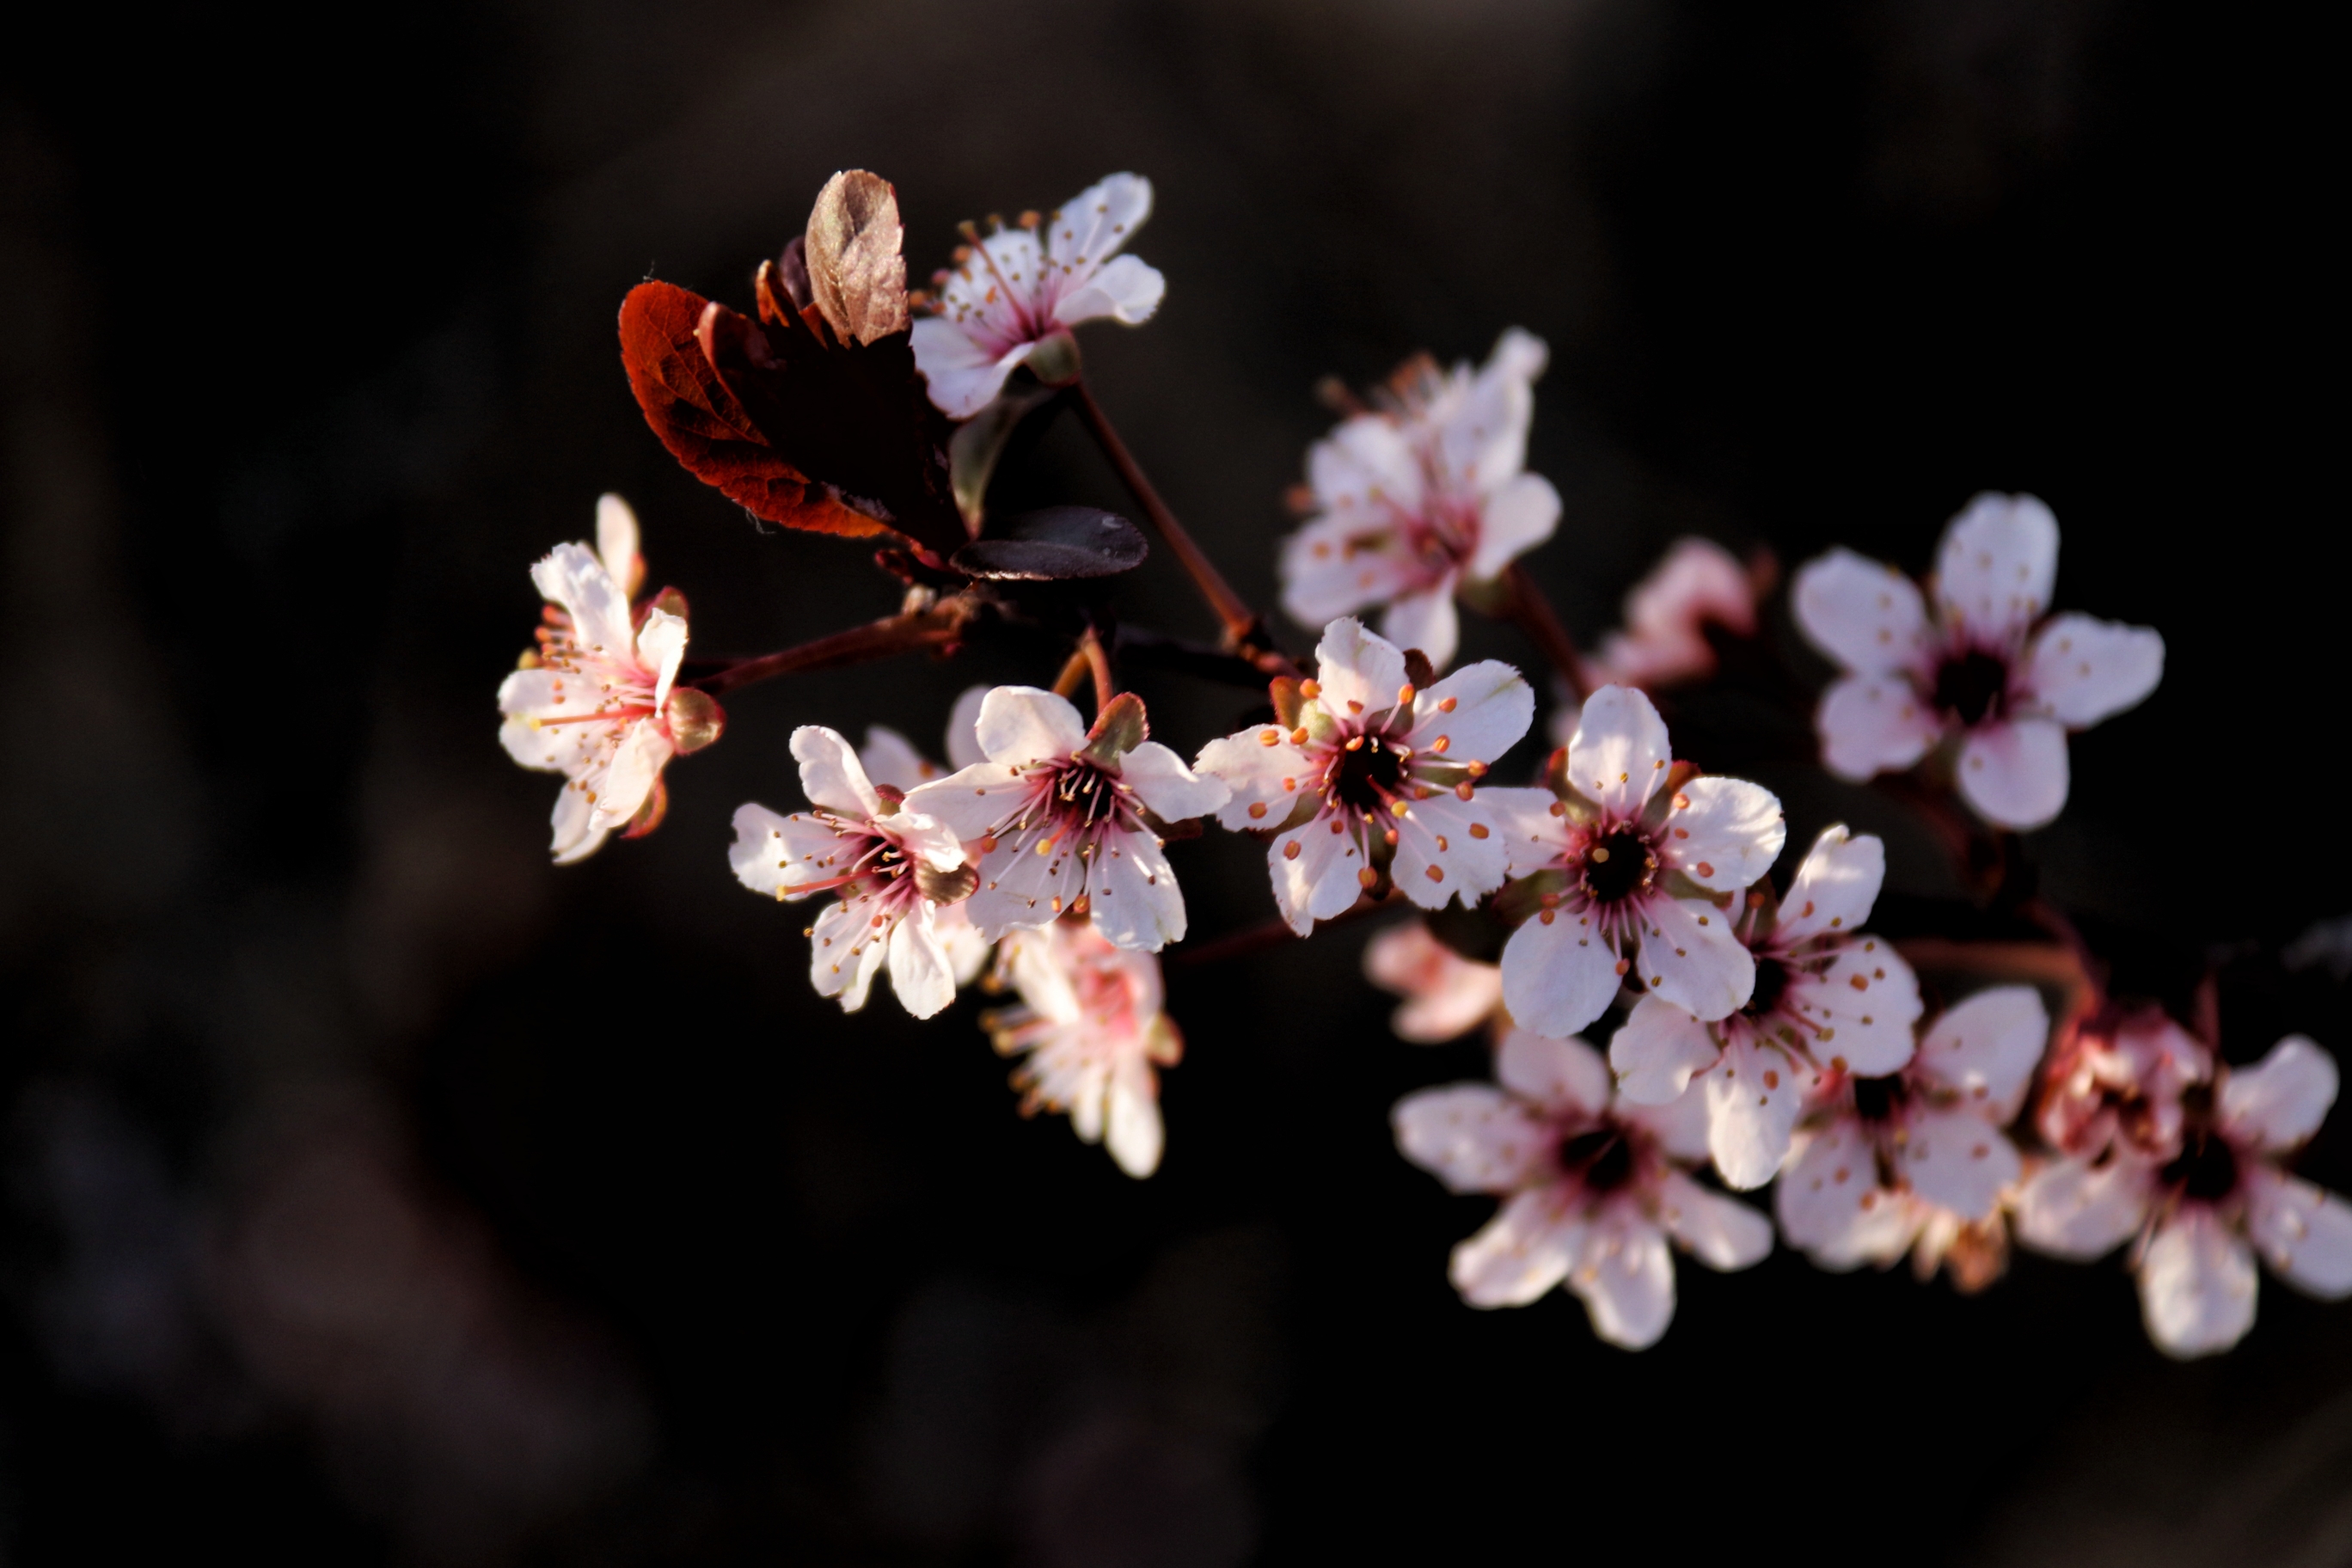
[1050,648,1092,701]
[1080,624,1118,713]
[1173,891,1399,967]
[1502,563,1596,699]
[691,594,978,696]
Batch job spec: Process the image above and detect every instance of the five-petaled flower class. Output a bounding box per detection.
[498,494,723,863]
[985,918,1184,1179]
[1608,826,1922,1188]
[729,726,979,1019]
[1193,618,1535,936]
[1278,331,1559,671]
[1776,987,2049,1282]
[1793,492,2164,830]
[910,173,1166,419]
[1364,920,1505,1044]
[904,687,1228,952]
[1489,684,1786,1042]
[1393,1028,1772,1348]
[2016,1033,2352,1357]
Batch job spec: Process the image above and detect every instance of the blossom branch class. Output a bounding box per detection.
[690,593,980,697]
[1501,563,1596,699]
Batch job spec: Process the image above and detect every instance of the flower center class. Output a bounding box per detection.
[1851,1074,1907,1123]
[1743,958,1791,1020]
[2159,1106,2240,1202]
[1051,760,1124,827]
[1932,649,2010,726]
[1331,733,1406,812]
[1580,828,1655,903]
[1556,1126,1636,1193]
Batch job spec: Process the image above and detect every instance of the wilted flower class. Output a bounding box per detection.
[1776,987,2049,1277]
[1490,684,1785,1041]
[1609,826,1921,1188]
[498,495,722,863]
[986,919,1183,1178]
[904,687,1227,952]
[911,173,1166,419]
[1363,921,1504,1044]
[1392,1029,1771,1348]
[1278,330,1559,670]
[1792,493,2163,830]
[1193,618,1534,935]
[728,726,976,1019]
[2017,1035,2352,1357]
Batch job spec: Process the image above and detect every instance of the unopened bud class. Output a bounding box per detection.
[1025,329,1082,387]
[665,688,726,754]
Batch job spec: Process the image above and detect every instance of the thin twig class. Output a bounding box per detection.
[691,595,978,697]
[1079,624,1118,714]
[1502,563,1596,699]
[1173,891,1399,966]
[1050,648,1092,701]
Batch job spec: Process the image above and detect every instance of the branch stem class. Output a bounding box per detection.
[690,596,977,697]
[1502,564,1596,699]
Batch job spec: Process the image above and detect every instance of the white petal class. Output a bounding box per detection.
[1956,718,2069,830]
[1269,813,1365,935]
[1481,787,1572,876]
[2013,1155,2151,1259]
[977,685,1087,765]
[1393,1085,1550,1193]
[1816,674,1941,781]
[1794,940,1922,1077]
[1436,331,1538,500]
[1280,511,1412,628]
[1633,895,1755,1025]
[1621,1077,1712,1164]
[1914,985,2049,1119]
[1621,537,1755,644]
[1896,1107,2019,1222]
[1792,548,1929,677]
[1380,583,1461,672]
[595,493,640,591]
[1566,1216,1676,1349]
[1564,684,1673,819]
[903,762,1021,841]
[1309,414,1424,518]
[910,315,1033,420]
[1406,658,1535,766]
[1496,1027,1612,1118]
[1664,776,1785,895]
[1191,727,1314,832]
[636,608,689,708]
[1934,492,2059,645]
[859,726,943,792]
[1773,825,1884,946]
[726,802,843,897]
[1105,1070,1165,1179]
[933,901,992,985]
[2245,1171,2352,1299]
[1391,789,1510,912]
[886,902,958,1019]
[2138,1209,2257,1358]
[1312,617,1411,720]
[965,825,1081,939]
[1118,740,1229,824]
[946,684,989,772]
[1657,1171,1774,1270]
[1701,1037,1812,1190]
[1044,172,1152,276]
[792,725,883,818]
[1609,996,1720,1106]
[1053,253,1164,327]
[593,722,671,830]
[1450,1190,1581,1308]
[1501,909,1623,1039]
[530,542,634,663]
[810,896,889,1011]
[1086,827,1186,952]
[548,781,609,865]
[1774,1119,1918,1268]
[1466,473,1559,582]
[2220,1035,2339,1151]
[2026,613,2163,728]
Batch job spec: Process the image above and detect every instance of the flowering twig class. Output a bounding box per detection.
[691,594,979,697]
[1501,563,1596,699]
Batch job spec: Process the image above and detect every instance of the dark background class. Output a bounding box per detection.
[3,2,2346,1562]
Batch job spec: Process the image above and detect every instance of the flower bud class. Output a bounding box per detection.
[665,688,726,753]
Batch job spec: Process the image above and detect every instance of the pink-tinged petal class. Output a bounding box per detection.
[636,608,689,708]
[595,493,640,591]
[903,761,1022,841]
[1501,909,1623,1039]
[1466,473,1559,582]
[2013,1155,2152,1259]
[1497,1027,1612,1118]
[1657,1171,1774,1270]
[1086,828,1186,952]
[810,896,888,1011]
[1192,728,1314,832]
[1914,985,2049,1118]
[1451,1190,1582,1308]
[727,803,845,897]
[1565,684,1673,819]
[1701,1037,1814,1190]
[1623,1078,1712,1164]
[1269,814,1367,935]
[1436,329,1540,499]
[1795,940,1921,1076]
[1609,996,1720,1106]
[995,926,1080,1021]
[1956,718,2069,830]
[859,726,944,793]
[1896,1107,2019,1222]
[1104,1072,1165,1179]
[1044,173,1152,276]
[1565,1215,1676,1349]
[792,725,884,818]
[1309,415,1424,518]
[965,825,1081,940]
[1313,617,1412,720]
[1408,658,1535,765]
[2245,1170,2352,1299]
[1622,537,1756,643]
[1633,895,1755,1025]
[1774,1120,1918,1268]
[1664,776,1785,895]
[1934,492,2058,645]
[910,315,1034,420]
[933,901,991,985]
[1816,674,1940,781]
[1380,581,1461,671]
[886,902,958,1020]
[1392,1085,1550,1193]
[530,542,634,663]
[1053,254,1164,327]
[496,670,586,771]
[1364,922,1503,1044]
[1774,825,1884,946]
[1118,740,1228,824]
[2220,1035,2339,1152]
[548,781,609,866]
[2139,1209,2257,1359]
[594,722,671,830]
[1280,511,1411,628]
[1391,790,1510,912]
[2026,613,2163,728]
[1792,548,1929,677]
[976,685,1088,766]
[946,684,989,772]
[1481,787,1571,876]
[895,815,966,879]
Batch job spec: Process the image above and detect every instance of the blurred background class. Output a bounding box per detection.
[3,1,2345,1562]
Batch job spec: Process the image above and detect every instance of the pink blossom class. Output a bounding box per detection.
[911,174,1166,419]
[1278,331,1559,670]
[1392,1029,1771,1348]
[1590,536,1761,691]
[1792,493,2163,830]
[1363,921,1504,1044]
[1193,618,1535,935]
[1608,826,1922,1188]
[985,919,1183,1178]
[1487,684,1785,1041]
[2035,1008,2215,1162]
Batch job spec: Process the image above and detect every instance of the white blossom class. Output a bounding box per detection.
[985,919,1182,1178]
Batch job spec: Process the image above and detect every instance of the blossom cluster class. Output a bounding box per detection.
[493,166,2345,1357]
